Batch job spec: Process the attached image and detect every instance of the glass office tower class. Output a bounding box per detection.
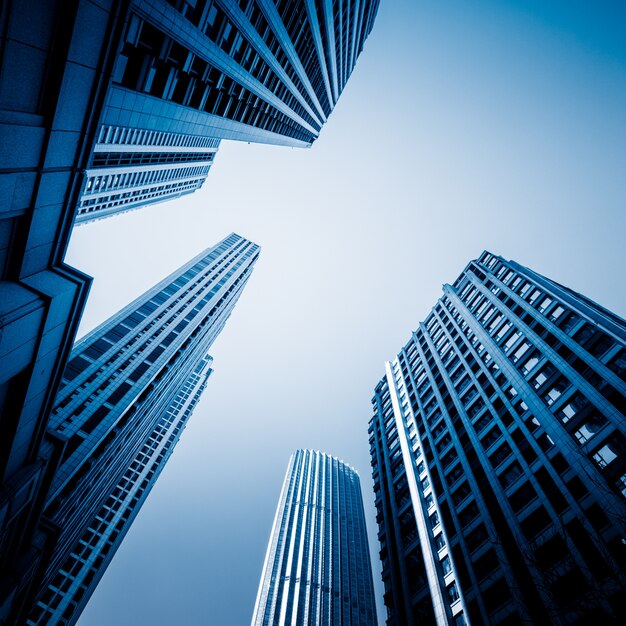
[252,449,378,626]
[369,251,626,625]
[74,0,381,224]
[25,233,259,625]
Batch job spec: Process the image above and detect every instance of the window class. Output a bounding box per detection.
[107,381,132,405]
[452,481,472,505]
[79,407,110,434]
[480,425,502,449]
[504,332,520,352]
[509,481,537,513]
[435,533,446,551]
[559,393,588,423]
[473,548,500,580]
[607,348,626,378]
[539,297,552,312]
[523,356,540,375]
[550,305,565,321]
[64,356,91,381]
[496,323,512,341]
[83,338,113,360]
[499,461,523,488]
[445,463,464,486]
[513,342,531,362]
[441,555,452,575]
[489,442,513,468]
[429,511,440,528]
[544,377,570,405]
[593,443,619,468]
[617,473,626,499]
[533,368,549,388]
[465,523,488,551]
[489,314,503,331]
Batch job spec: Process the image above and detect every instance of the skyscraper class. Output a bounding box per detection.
[369,251,626,625]
[0,3,124,620]
[252,449,378,626]
[74,0,381,224]
[0,0,381,618]
[24,233,259,626]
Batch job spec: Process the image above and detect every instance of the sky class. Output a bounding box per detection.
[71,1,626,624]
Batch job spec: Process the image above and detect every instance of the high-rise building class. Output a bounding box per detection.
[369,251,626,625]
[252,449,378,626]
[0,0,381,618]
[74,0,381,224]
[29,355,213,626]
[0,3,126,621]
[24,233,259,626]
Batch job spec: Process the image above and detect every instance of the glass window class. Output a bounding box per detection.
[513,342,530,362]
[496,323,511,340]
[448,582,460,602]
[593,443,619,468]
[550,305,565,320]
[559,393,588,422]
[435,533,446,550]
[524,356,540,375]
[504,332,520,351]
[574,417,605,444]
[441,555,452,574]
[544,386,564,405]
[489,314,503,330]
[429,511,440,528]
[533,368,549,387]
[539,297,553,312]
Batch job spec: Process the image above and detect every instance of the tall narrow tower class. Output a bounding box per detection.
[252,449,378,625]
[25,233,260,626]
[369,251,626,625]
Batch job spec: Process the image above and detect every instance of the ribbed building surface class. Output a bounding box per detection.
[252,449,378,626]
[369,251,626,625]
[27,233,259,625]
[74,0,381,224]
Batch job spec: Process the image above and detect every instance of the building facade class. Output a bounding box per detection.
[74,0,381,224]
[369,251,626,625]
[75,129,220,225]
[0,2,128,621]
[25,233,259,625]
[252,449,378,626]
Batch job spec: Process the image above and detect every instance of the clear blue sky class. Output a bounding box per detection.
[71,1,626,624]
